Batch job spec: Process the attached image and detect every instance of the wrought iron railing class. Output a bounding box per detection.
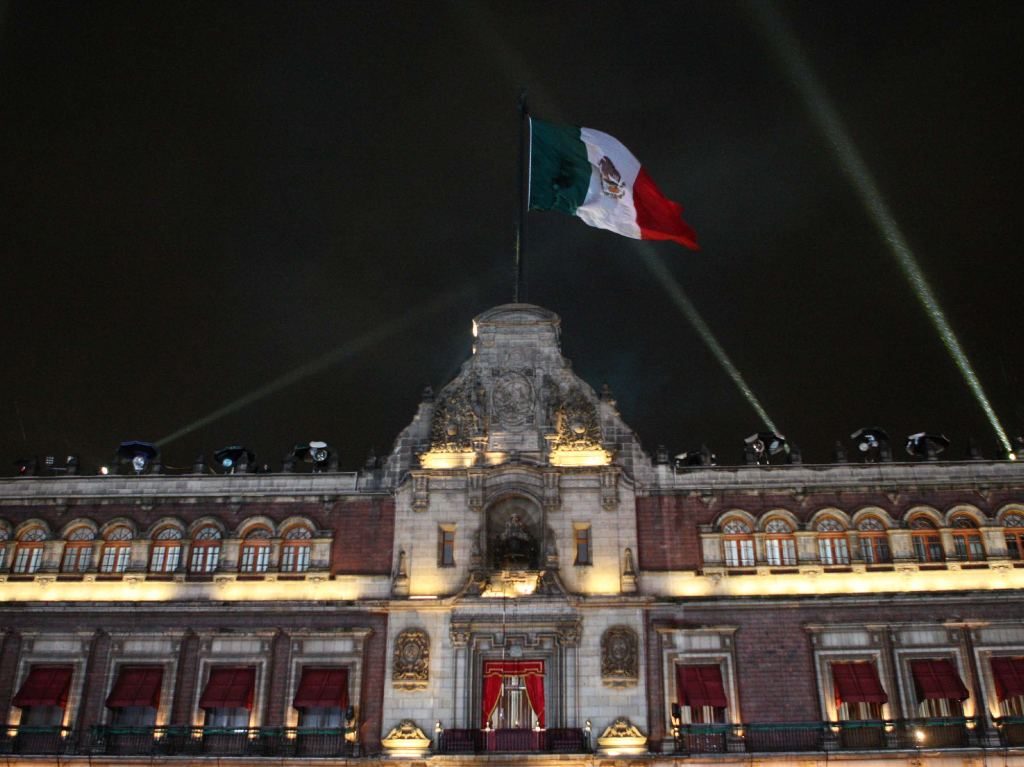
[0,725,74,754]
[994,716,1024,747]
[436,727,588,754]
[89,725,354,757]
[674,717,982,754]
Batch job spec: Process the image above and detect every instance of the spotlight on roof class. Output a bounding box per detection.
[213,446,255,474]
[14,458,38,477]
[850,427,891,462]
[674,445,717,468]
[292,441,335,473]
[744,432,788,465]
[905,432,950,461]
[116,441,159,475]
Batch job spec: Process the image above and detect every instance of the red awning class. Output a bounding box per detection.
[106,666,163,708]
[481,660,545,678]
[199,667,255,710]
[832,662,888,705]
[293,667,349,709]
[676,664,728,708]
[910,659,969,701]
[992,657,1024,701]
[13,666,73,708]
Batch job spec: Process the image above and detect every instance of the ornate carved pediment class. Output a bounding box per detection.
[601,626,639,687]
[392,629,429,690]
[381,720,432,757]
[596,717,648,755]
[429,375,485,451]
[550,386,602,451]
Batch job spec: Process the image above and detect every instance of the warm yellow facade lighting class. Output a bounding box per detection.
[419,450,477,469]
[548,448,611,467]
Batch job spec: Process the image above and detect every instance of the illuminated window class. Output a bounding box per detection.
[280,527,312,573]
[722,520,754,567]
[574,525,592,566]
[100,527,133,573]
[1005,513,1024,560]
[190,526,222,574]
[992,656,1024,717]
[199,667,254,730]
[816,518,850,565]
[149,527,183,573]
[763,519,796,566]
[239,528,272,573]
[675,664,728,723]
[438,526,455,568]
[951,516,985,561]
[910,517,944,563]
[13,666,72,727]
[13,527,47,574]
[61,527,95,573]
[106,666,162,727]
[857,517,891,564]
[0,527,8,570]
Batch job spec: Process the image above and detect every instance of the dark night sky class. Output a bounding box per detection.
[3,0,1023,472]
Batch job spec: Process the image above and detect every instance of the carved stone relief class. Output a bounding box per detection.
[601,626,639,687]
[550,386,602,451]
[492,371,535,429]
[429,375,484,451]
[392,629,429,690]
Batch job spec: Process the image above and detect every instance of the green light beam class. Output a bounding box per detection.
[747,0,1013,456]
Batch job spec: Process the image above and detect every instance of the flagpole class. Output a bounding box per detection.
[514,89,528,303]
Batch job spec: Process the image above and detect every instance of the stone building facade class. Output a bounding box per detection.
[2,303,1024,765]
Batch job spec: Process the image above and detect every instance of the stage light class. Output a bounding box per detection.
[905,432,950,460]
[674,445,717,468]
[850,427,891,462]
[116,441,159,475]
[291,441,336,473]
[745,431,788,465]
[213,446,255,474]
[14,458,37,476]
[99,465,110,476]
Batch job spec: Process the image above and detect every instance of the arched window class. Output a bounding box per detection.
[857,517,891,564]
[951,516,985,561]
[101,527,133,573]
[150,527,183,573]
[721,520,754,567]
[280,527,312,573]
[816,518,850,565]
[1005,513,1024,561]
[763,519,797,566]
[239,527,272,573]
[13,527,46,574]
[910,517,944,563]
[62,527,95,573]
[190,526,221,574]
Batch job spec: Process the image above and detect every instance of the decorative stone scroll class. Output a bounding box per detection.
[601,626,639,687]
[381,719,432,757]
[392,629,429,690]
[596,717,648,755]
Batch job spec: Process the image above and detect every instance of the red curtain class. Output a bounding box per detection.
[294,667,348,709]
[481,660,545,728]
[832,662,888,705]
[199,667,256,709]
[106,666,163,708]
[910,659,969,701]
[13,666,73,708]
[676,664,728,708]
[991,657,1024,701]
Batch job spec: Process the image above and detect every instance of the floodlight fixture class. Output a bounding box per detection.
[850,427,890,462]
[744,431,788,465]
[292,441,335,472]
[905,432,950,460]
[674,445,717,468]
[116,441,159,475]
[14,458,37,476]
[213,446,255,474]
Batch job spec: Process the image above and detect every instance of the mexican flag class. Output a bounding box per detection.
[528,118,699,250]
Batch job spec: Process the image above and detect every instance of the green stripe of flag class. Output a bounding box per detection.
[528,119,590,215]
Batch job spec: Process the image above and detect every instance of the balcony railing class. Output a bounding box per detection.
[89,726,354,757]
[994,716,1024,747]
[436,728,588,754]
[674,718,982,754]
[0,726,74,754]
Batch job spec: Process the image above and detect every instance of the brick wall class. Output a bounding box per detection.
[330,497,394,575]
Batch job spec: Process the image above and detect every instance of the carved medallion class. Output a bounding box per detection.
[493,371,535,429]
[601,626,639,687]
[392,629,430,690]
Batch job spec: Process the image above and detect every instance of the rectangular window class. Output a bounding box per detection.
[993,656,1024,717]
[13,666,72,727]
[281,544,311,573]
[438,527,455,567]
[199,667,255,731]
[14,546,43,574]
[860,536,891,564]
[675,664,728,723]
[832,661,887,721]
[910,658,968,717]
[190,544,219,574]
[101,545,131,573]
[819,537,850,565]
[62,544,93,573]
[723,538,754,567]
[574,526,592,566]
[913,534,944,563]
[765,538,796,566]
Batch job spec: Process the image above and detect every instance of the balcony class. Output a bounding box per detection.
[674,718,982,754]
[0,726,73,754]
[436,728,588,754]
[89,726,354,757]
